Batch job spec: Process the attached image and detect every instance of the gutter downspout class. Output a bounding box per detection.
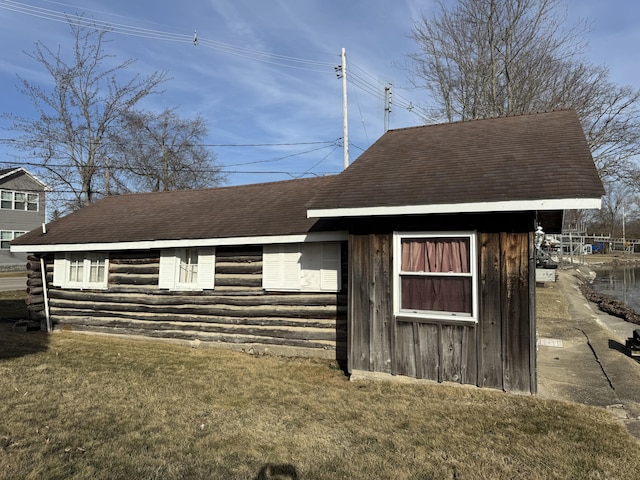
[40,256,51,333]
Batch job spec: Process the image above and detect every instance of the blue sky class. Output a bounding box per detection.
[0,0,639,188]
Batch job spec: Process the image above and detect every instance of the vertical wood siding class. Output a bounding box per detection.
[349,224,535,394]
[348,234,393,373]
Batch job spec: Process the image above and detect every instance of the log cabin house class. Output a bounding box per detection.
[11,110,604,394]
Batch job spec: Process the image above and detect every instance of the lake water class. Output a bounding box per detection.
[590,265,640,313]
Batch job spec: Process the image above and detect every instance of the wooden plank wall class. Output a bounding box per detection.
[348,234,393,374]
[349,228,535,393]
[28,246,347,360]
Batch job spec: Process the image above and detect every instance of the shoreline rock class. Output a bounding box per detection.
[579,282,640,327]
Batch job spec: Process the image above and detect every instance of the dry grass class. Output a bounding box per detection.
[536,282,570,321]
[2,321,640,479]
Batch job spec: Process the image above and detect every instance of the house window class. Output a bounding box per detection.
[159,247,215,290]
[68,254,84,283]
[263,242,341,292]
[177,248,199,286]
[1,191,12,209]
[0,190,39,211]
[27,194,39,211]
[53,253,109,289]
[14,192,26,210]
[1,231,26,249]
[394,232,477,323]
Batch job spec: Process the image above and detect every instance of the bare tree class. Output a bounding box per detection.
[4,19,167,213]
[409,0,640,181]
[589,180,637,238]
[113,109,225,192]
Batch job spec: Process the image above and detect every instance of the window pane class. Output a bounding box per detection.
[179,249,198,284]
[1,191,12,209]
[401,275,472,314]
[0,231,11,249]
[401,237,469,273]
[27,194,38,211]
[14,192,26,210]
[69,257,84,283]
[89,258,106,283]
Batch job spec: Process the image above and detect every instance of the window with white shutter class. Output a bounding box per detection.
[263,242,341,292]
[158,247,215,290]
[52,253,108,290]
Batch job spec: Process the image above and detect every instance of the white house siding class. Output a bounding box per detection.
[0,171,46,267]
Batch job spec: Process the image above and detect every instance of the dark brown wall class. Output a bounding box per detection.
[347,213,536,394]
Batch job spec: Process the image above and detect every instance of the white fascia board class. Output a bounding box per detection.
[307,198,602,218]
[0,168,21,181]
[0,167,48,188]
[9,231,349,254]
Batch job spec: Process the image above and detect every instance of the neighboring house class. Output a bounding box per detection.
[0,168,46,267]
[11,110,604,394]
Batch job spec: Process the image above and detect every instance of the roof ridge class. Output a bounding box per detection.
[386,108,575,134]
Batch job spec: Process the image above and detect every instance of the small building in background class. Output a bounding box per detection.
[0,168,46,269]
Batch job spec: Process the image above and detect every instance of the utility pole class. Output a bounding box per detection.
[384,83,392,132]
[335,48,349,170]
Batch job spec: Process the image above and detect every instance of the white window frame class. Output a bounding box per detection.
[159,247,215,291]
[53,253,109,290]
[393,231,478,324]
[1,230,26,249]
[0,189,39,211]
[263,242,341,293]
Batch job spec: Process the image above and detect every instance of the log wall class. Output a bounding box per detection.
[25,255,48,328]
[33,245,347,361]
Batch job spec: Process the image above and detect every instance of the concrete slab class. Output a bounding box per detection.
[537,269,640,440]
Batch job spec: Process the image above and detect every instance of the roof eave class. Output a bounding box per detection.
[9,231,349,254]
[307,197,602,218]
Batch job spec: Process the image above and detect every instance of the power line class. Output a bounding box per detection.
[0,138,338,148]
[0,141,342,172]
[0,0,335,73]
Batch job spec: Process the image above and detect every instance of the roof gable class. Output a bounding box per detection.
[0,167,47,188]
[307,110,604,217]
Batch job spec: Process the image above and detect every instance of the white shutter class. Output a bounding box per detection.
[262,245,281,289]
[282,245,301,290]
[158,249,177,289]
[300,243,321,290]
[197,248,216,290]
[263,244,301,291]
[320,242,341,291]
[52,255,66,287]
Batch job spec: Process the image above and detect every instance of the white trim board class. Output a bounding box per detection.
[307,198,602,218]
[10,231,349,254]
[0,167,47,188]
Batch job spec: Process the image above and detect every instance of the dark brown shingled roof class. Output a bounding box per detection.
[12,176,338,247]
[308,110,604,211]
[13,110,603,249]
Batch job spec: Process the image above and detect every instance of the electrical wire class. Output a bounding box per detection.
[0,0,335,73]
[0,0,439,178]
